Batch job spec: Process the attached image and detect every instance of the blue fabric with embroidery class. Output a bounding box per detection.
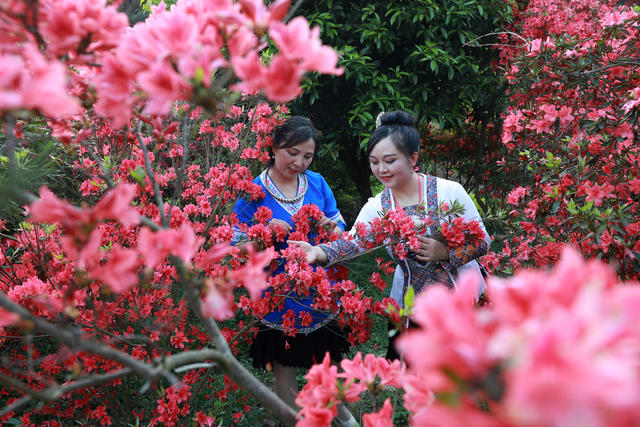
[232,170,346,333]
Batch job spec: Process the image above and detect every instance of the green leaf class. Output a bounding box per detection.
[130,166,146,185]
[404,285,415,312]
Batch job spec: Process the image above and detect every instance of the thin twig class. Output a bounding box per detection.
[171,112,192,210]
[285,0,306,22]
[0,394,32,418]
[0,292,177,385]
[82,124,114,188]
[463,31,530,48]
[135,121,167,228]
[0,368,133,417]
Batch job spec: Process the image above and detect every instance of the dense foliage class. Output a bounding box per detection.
[291,0,508,204]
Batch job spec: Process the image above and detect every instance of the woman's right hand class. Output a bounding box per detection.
[268,218,292,235]
[287,240,329,265]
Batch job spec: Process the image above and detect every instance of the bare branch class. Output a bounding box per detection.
[171,112,191,208]
[0,395,33,418]
[285,0,305,22]
[135,121,168,228]
[464,31,530,48]
[0,368,133,417]
[139,215,162,231]
[0,292,176,384]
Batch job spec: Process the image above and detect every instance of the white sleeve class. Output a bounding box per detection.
[347,195,383,236]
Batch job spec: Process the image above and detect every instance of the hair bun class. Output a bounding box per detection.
[379,111,416,128]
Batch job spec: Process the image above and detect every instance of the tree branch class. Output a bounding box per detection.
[0,368,133,417]
[0,292,177,385]
[135,121,168,228]
[178,264,298,426]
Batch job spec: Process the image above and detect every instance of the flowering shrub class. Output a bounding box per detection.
[494,0,640,279]
[297,248,640,426]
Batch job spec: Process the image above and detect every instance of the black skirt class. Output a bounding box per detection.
[250,320,350,369]
[386,320,418,360]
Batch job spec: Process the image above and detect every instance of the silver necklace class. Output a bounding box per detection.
[264,168,308,203]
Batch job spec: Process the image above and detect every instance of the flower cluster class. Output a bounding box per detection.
[440,216,486,249]
[296,352,404,426]
[297,248,640,426]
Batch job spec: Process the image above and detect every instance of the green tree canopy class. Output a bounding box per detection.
[293,0,507,204]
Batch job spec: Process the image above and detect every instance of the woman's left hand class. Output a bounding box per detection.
[414,235,449,263]
[318,215,340,234]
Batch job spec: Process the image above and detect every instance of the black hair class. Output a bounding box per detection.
[366,111,420,157]
[269,116,320,166]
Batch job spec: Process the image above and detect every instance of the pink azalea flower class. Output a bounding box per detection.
[20,49,81,118]
[262,56,303,102]
[201,279,235,321]
[0,49,79,119]
[296,407,334,427]
[0,309,18,327]
[93,54,136,129]
[194,411,216,427]
[584,183,615,206]
[231,246,277,300]
[92,245,139,293]
[231,51,267,95]
[171,223,204,265]
[92,183,140,226]
[239,0,290,31]
[268,17,342,75]
[362,398,393,427]
[137,227,169,269]
[296,353,339,410]
[138,223,204,268]
[138,61,191,116]
[31,186,90,234]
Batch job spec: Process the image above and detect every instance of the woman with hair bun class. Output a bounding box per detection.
[290,110,490,360]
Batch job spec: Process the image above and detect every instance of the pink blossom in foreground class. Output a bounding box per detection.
[137,223,204,267]
[297,248,640,426]
[39,0,127,57]
[296,353,339,420]
[92,183,140,226]
[32,183,139,233]
[231,246,277,300]
[0,50,80,118]
[268,17,343,75]
[90,245,139,293]
[362,399,393,427]
[398,247,640,425]
[201,279,235,321]
[239,0,290,32]
[31,187,90,234]
[396,272,495,391]
[0,309,18,327]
